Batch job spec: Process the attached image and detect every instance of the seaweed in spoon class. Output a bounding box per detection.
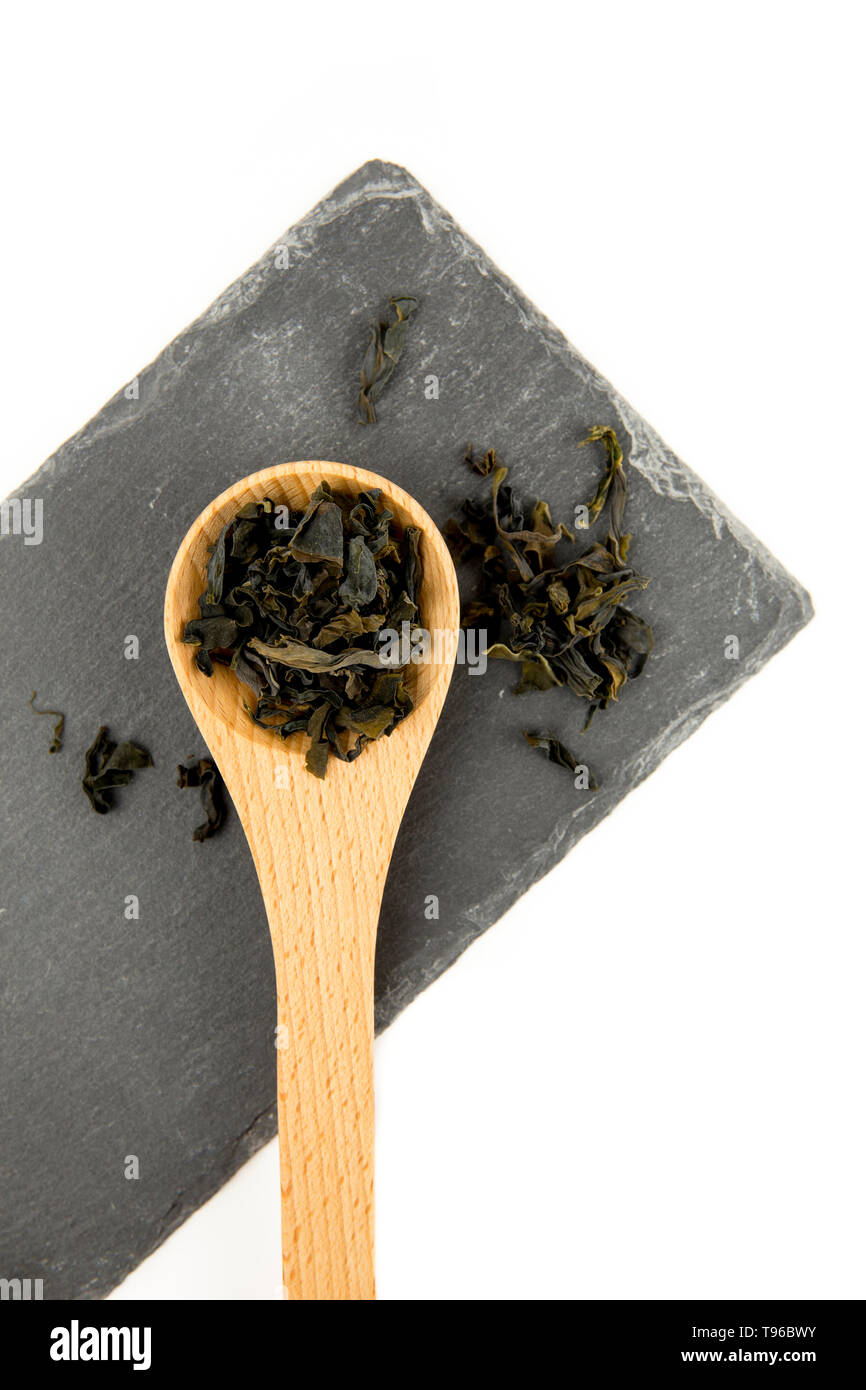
[183,484,422,779]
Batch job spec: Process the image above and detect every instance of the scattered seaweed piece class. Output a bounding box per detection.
[445,425,653,730]
[29,691,65,753]
[463,443,498,476]
[358,294,419,423]
[523,731,599,788]
[183,483,421,779]
[82,726,153,814]
[177,757,227,841]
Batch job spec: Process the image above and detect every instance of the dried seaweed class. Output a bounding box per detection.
[183,484,421,778]
[358,294,419,424]
[523,731,599,788]
[82,725,153,814]
[177,757,227,841]
[463,443,498,476]
[445,426,653,733]
[29,691,65,753]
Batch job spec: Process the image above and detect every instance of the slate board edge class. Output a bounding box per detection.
[98,1102,280,1303]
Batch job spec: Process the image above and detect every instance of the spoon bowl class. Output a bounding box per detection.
[164,460,460,1300]
[166,460,457,750]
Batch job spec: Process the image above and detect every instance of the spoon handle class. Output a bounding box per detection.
[268,822,383,1301]
[220,739,413,1301]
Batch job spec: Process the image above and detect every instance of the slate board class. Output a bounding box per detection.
[0,160,812,1299]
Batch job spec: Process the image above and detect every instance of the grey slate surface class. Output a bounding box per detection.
[0,160,812,1300]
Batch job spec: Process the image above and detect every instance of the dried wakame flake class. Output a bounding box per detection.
[463,443,498,476]
[82,725,153,814]
[523,731,599,788]
[29,691,65,753]
[177,757,227,842]
[183,483,421,779]
[358,294,419,424]
[445,426,653,731]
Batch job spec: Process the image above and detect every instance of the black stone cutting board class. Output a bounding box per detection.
[0,160,812,1299]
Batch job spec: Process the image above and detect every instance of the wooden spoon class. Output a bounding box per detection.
[164,461,460,1301]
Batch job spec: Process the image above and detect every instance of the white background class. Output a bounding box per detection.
[2,2,863,1300]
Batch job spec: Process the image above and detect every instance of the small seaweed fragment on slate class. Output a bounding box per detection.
[358,294,419,424]
[182,483,421,779]
[177,757,227,842]
[463,443,498,476]
[445,426,653,731]
[82,726,153,814]
[523,731,599,788]
[29,691,65,753]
